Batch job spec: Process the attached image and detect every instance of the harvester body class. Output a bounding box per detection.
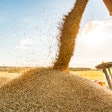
[96,62,112,90]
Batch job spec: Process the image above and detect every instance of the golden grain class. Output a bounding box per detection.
[53,0,88,71]
[0,69,112,111]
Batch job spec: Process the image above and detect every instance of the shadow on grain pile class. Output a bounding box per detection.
[0,68,112,112]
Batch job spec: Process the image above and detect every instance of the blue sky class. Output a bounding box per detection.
[0,0,112,68]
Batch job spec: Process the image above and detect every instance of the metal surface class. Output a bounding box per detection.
[96,62,112,90]
[96,62,112,69]
[103,68,112,89]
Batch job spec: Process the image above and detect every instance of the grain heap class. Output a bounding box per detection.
[0,68,112,112]
[0,77,10,87]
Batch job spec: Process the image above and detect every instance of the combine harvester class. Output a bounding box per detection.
[96,62,112,90]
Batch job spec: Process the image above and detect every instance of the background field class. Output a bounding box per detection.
[71,70,107,85]
[0,67,105,87]
[71,70,104,81]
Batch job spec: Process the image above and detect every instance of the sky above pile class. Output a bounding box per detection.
[0,0,112,68]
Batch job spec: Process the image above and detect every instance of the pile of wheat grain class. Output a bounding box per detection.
[0,77,10,88]
[0,68,112,112]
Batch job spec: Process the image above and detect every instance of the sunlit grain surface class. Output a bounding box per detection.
[0,72,21,87]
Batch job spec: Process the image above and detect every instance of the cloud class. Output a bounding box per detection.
[83,21,99,34]
[20,38,35,46]
[16,38,35,50]
[83,20,112,35]
[80,19,112,43]
[72,19,112,68]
